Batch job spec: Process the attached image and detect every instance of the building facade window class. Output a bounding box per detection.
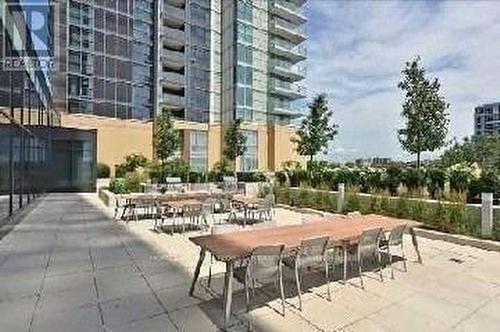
[237,0,252,23]
[190,131,208,171]
[240,130,258,171]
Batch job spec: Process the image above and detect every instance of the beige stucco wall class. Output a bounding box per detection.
[60,114,303,174]
[208,124,222,168]
[60,114,154,176]
[268,125,305,170]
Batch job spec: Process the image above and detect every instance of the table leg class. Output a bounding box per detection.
[244,207,248,227]
[343,245,347,284]
[409,227,423,264]
[189,248,206,296]
[223,260,234,329]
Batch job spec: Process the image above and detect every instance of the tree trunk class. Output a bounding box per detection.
[416,152,421,171]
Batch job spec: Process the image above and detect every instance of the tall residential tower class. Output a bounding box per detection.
[55,0,307,173]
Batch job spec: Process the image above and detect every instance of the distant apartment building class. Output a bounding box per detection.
[474,102,500,137]
[355,157,392,168]
[53,0,307,174]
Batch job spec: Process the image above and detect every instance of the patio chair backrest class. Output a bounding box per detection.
[264,194,275,208]
[358,228,383,254]
[248,244,284,281]
[165,177,183,192]
[183,204,202,218]
[388,224,406,246]
[298,236,329,267]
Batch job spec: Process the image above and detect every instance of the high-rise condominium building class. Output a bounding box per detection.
[474,102,500,137]
[56,0,307,174]
[53,0,155,119]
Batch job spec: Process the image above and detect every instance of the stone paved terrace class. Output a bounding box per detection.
[1,193,500,332]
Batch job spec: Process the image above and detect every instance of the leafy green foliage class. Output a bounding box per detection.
[154,110,181,165]
[292,94,338,163]
[97,162,110,178]
[109,178,129,194]
[115,154,148,178]
[398,56,449,168]
[223,118,247,166]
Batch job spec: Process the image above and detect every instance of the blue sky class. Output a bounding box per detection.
[304,0,500,162]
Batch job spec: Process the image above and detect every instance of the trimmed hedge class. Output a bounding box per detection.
[276,186,482,239]
[97,163,110,178]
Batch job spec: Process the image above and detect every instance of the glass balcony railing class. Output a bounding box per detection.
[271,38,307,57]
[271,59,307,77]
[270,78,306,97]
[272,17,305,35]
[273,0,304,16]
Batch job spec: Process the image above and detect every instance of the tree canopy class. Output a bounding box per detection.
[223,118,247,167]
[292,93,338,163]
[398,56,450,169]
[154,109,180,165]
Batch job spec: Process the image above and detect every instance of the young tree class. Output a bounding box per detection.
[223,118,247,174]
[154,109,180,168]
[398,56,450,170]
[292,93,338,164]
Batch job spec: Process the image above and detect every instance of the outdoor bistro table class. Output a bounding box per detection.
[189,215,422,328]
[230,195,264,226]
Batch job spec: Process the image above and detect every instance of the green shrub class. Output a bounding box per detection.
[345,191,361,212]
[97,163,110,178]
[109,178,129,194]
[164,158,191,180]
[275,186,291,205]
[187,171,206,183]
[401,168,426,192]
[383,166,402,195]
[395,197,410,218]
[289,169,308,187]
[237,172,267,182]
[361,170,384,193]
[275,171,288,186]
[468,171,500,201]
[426,168,447,199]
[115,153,148,178]
[146,160,163,182]
[296,187,312,208]
[125,171,147,193]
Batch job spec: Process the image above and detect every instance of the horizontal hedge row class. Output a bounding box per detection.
[274,186,500,240]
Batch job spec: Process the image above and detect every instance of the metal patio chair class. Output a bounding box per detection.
[351,227,384,289]
[283,236,331,310]
[379,224,407,279]
[253,194,275,222]
[234,244,286,316]
[207,224,241,289]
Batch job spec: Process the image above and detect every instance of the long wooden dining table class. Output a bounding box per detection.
[189,214,422,328]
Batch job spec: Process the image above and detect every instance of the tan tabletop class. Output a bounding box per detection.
[191,215,418,261]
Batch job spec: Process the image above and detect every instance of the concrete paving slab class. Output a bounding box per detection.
[100,292,164,328]
[2,193,500,332]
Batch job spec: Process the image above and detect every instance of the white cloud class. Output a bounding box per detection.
[304,0,500,162]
